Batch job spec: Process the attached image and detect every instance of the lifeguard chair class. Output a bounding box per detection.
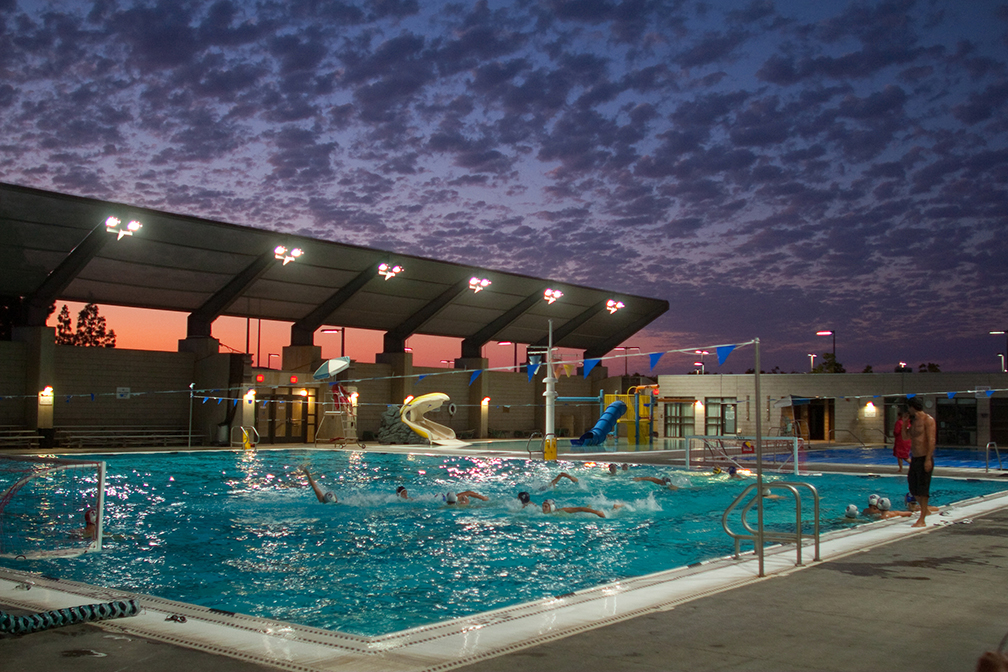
[315,381,359,447]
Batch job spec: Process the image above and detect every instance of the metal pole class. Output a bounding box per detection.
[187,382,194,448]
[94,461,105,552]
[341,327,345,358]
[544,320,557,460]
[754,337,764,577]
[256,318,262,367]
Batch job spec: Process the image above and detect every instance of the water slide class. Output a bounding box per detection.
[399,393,469,448]
[569,400,627,447]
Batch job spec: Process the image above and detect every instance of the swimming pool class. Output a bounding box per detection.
[801,446,1008,470]
[1,449,1005,636]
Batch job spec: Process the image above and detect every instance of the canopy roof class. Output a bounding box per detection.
[1,182,668,358]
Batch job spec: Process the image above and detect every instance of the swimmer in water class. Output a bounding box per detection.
[607,463,630,475]
[396,485,412,500]
[301,466,337,503]
[632,475,679,490]
[538,472,579,491]
[444,490,488,506]
[541,498,624,518]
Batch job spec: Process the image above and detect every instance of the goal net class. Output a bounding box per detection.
[0,455,105,559]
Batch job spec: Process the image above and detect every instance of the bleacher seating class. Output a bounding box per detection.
[54,426,194,449]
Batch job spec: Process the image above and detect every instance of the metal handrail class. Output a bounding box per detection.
[230,425,259,448]
[833,428,866,447]
[722,481,820,566]
[987,442,1003,472]
[525,431,544,460]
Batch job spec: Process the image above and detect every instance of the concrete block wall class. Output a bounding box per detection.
[347,362,393,437]
[0,341,27,425]
[53,346,196,426]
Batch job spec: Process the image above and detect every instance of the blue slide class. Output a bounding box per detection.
[570,400,627,447]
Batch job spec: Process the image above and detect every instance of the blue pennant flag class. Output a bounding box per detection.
[90,393,95,401]
[716,345,736,366]
[469,370,482,386]
[233,399,238,406]
[528,356,542,382]
[947,392,956,399]
[418,374,427,382]
[202,397,209,404]
[66,395,71,403]
[583,358,600,377]
[217,397,222,405]
[649,353,664,371]
[906,393,916,398]
[987,390,995,397]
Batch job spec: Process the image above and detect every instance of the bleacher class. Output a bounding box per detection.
[0,427,42,450]
[54,425,194,449]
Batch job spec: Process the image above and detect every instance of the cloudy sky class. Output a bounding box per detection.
[3,0,1007,374]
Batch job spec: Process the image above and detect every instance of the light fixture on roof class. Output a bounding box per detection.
[274,245,303,265]
[469,277,491,293]
[544,288,563,304]
[105,216,142,240]
[379,263,402,280]
[606,299,624,314]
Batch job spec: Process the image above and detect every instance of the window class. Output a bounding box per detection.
[663,401,695,437]
[936,398,977,446]
[705,397,737,436]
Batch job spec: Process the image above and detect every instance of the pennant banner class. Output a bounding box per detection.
[947,392,956,399]
[469,370,482,386]
[906,393,916,398]
[583,358,599,377]
[987,389,995,397]
[716,345,736,366]
[528,356,542,382]
[563,364,575,377]
[418,374,428,382]
[649,352,664,371]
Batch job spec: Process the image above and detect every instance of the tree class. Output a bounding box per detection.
[919,362,941,372]
[895,363,912,372]
[862,364,874,373]
[56,303,116,347]
[811,352,845,373]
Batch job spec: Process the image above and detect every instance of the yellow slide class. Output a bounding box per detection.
[400,393,468,447]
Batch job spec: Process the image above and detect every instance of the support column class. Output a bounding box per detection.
[376,351,413,405]
[282,345,323,374]
[178,336,229,445]
[13,326,56,446]
[455,357,488,439]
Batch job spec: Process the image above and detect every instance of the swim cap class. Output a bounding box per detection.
[728,466,737,476]
[905,492,916,504]
[84,508,98,524]
[762,488,771,497]
[845,504,858,518]
[323,491,336,503]
[608,464,617,474]
[878,497,891,511]
[446,492,457,504]
[868,494,879,507]
[712,466,722,475]
[543,499,556,512]
[518,491,531,504]
[396,486,406,494]
[662,477,671,485]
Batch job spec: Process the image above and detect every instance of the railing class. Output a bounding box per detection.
[863,427,887,443]
[230,426,259,449]
[722,481,820,567]
[987,442,1003,473]
[525,431,544,460]
[833,428,866,448]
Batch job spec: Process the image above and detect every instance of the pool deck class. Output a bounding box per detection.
[2,442,1008,671]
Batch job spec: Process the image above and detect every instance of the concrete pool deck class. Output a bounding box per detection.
[2,443,1008,671]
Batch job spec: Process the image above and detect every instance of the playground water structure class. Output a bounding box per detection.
[2,448,1007,641]
[399,392,467,447]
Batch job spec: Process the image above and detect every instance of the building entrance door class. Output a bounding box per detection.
[255,388,316,444]
[992,398,1008,446]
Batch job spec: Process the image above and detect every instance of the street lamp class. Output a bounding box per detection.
[321,327,345,357]
[807,353,816,371]
[991,332,1007,371]
[999,354,1006,373]
[816,330,836,371]
[693,361,705,375]
[615,346,639,376]
[440,359,453,368]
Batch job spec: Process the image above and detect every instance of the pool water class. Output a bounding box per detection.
[1,449,1005,636]
[801,446,1008,470]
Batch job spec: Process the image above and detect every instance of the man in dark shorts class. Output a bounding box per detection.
[902,397,936,527]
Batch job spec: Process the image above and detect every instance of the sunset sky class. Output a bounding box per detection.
[8,0,1008,374]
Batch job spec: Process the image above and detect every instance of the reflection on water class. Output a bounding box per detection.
[1,449,1005,636]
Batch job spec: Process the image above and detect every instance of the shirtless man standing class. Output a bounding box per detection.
[902,397,936,527]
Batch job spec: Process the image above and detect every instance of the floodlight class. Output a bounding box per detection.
[469,277,491,292]
[105,216,142,240]
[379,263,403,280]
[544,288,563,304]
[606,299,624,314]
[274,245,302,265]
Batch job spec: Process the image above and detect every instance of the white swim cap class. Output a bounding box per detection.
[868,494,879,507]
[878,497,891,511]
[845,504,858,518]
[446,492,457,504]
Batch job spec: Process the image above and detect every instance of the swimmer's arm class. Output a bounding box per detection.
[301,467,328,503]
[551,472,578,485]
[457,490,488,501]
[632,476,661,485]
[561,506,606,518]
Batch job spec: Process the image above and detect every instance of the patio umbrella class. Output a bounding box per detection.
[313,357,351,381]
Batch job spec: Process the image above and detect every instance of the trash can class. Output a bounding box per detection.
[216,423,229,445]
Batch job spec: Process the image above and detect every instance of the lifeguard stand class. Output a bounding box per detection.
[606,385,657,448]
[315,382,359,447]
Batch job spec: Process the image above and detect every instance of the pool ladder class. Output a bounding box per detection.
[987,442,1003,472]
[526,431,544,460]
[722,482,821,567]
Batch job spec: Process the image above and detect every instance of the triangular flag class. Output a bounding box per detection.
[906,393,916,398]
[202,397,209,404]
[649,352,664,370]
[418,374,428,382]
[583,359,600,377]
[217,397,222,405]
[716,345,736,366]
[987,390,995,397]
[469,370,482,386]
[564,364,575,377]
[528,356,542,382]
[90,393,95,401]
[553,364,563,379]
[233,399,238,406]
[66,395,71,403]
[947,392,956,399]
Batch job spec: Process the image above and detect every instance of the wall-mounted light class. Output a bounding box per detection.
[379,263,403,280]
[255,373,265,383]
[863,401,877,418]
[469,277,491,293]
[606,299,624,314]
[544,288,563,304]
[244,389,257,403]
[481,396,491,406]
[274,245,303,265]
[298,389,308,397]
[105,217,142,240]
[289,375,299,384]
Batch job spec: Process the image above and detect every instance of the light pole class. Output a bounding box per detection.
[615,346,639,376]
[991,332,1007,371]
[999,354,1006,373]
[816,330,835,371]
[807,353,816,372]
[694,361,705,375]
[321,327,345,357]
[440,359,453,368]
